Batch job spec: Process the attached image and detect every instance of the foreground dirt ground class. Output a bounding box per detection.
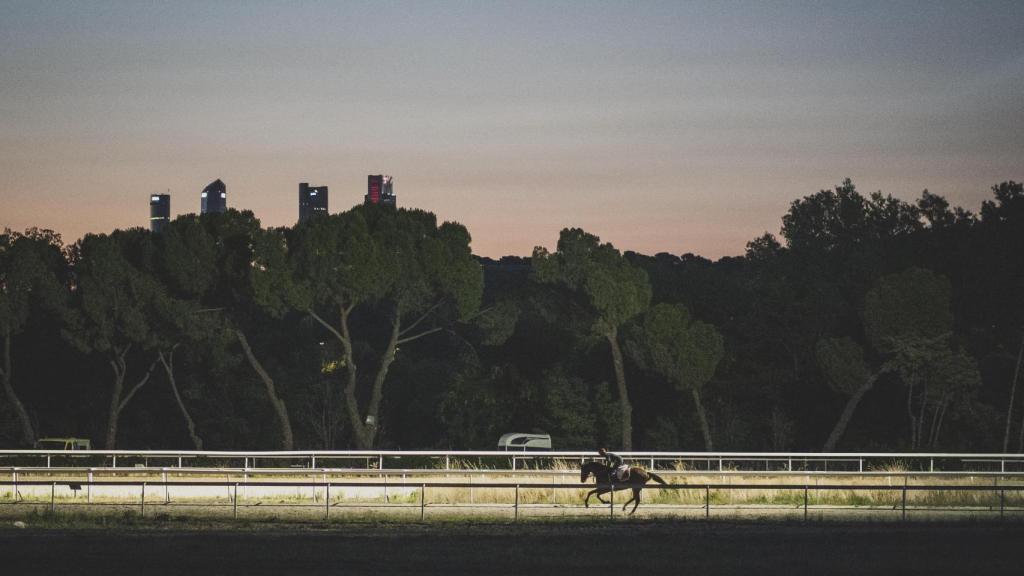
[0,520,1021,575]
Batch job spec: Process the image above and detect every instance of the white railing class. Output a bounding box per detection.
[2,478,1023,522]
[1,450,1023,473]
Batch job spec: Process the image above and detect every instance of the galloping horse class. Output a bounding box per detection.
[580,460,668,515]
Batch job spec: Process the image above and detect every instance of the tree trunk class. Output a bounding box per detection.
[906,378,918,450]
[313,300,448,450]
[104,349,127,449]
[159,347,203,450]
[236,330,294,450]
[691,388,714,451]
[1,330,36,447]
[823,369,884,452]
[1004,334,1024,452]
[1019,401,1024,453]
[326,305,373,450]
[931,396,951,448]
[361,317,401,449]
[1018,385,1024,452]
[105,348,158,449]
[915,381,929,450]
[607,328,632,451]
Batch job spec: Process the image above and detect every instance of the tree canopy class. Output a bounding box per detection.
[1,179,1021,454]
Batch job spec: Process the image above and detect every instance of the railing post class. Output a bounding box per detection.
[445,455,450,470]
[51,481,55,514]
[705,485,710,519]
[610,484,615,519]
[514,484,519,521]
[420,484,426,521]
[1000,489,1005,520]
[804,485,808,521]
[113,454,117,468]
[379,455,383,470]
[47,454,51,468]
[325,482,330,520]
[87,470,92,503]
[901,484,907,521]
[140,482,146,518]
[233,483,238,519]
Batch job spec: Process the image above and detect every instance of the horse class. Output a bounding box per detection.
[580,460,668,515]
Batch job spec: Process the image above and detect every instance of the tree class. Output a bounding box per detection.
[149,218,220,450]
[816,337,888,451]
[913,346,980,448]
[782,179,921,254]
[64,231,163,449]
[0,228,67,446]
[533,228,651,450]
[535,370,620,449]
[980,181,1024,224]
[175,211,297,450]
[285,206,483,449]
[1005,334,1024,453]
[625,303,724,450]
[818,267,956,451]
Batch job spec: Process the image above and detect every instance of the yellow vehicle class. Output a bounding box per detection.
[33,437,91,450]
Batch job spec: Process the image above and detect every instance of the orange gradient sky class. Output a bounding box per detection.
[2,2,1022,258]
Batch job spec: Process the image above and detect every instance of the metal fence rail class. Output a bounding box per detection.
[2,450,1024,473]
[3,479,1023,522]
[5,466,1024,477]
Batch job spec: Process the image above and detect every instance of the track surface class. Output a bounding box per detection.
[1,521,1020,575]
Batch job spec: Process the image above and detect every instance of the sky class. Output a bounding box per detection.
[2,1,1022,259]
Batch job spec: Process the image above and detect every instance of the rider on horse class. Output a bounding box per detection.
[598,447,630,482]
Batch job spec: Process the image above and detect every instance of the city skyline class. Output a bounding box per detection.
[3,2,1022,258]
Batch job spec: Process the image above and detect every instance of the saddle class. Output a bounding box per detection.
[614,464,631,482]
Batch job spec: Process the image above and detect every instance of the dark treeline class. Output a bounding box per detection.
[1,179,1022,452]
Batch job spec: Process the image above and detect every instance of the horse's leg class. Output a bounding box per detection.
[585,488,609,507]
[621,488,635,512]
[629,488,641,515]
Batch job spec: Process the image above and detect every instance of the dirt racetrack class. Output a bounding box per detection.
[1,520,1021,575]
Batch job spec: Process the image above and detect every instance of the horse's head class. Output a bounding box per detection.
[580,461,600,483]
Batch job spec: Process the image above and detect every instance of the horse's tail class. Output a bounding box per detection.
[648,471,668,485]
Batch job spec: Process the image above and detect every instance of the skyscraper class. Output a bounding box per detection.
[365,175,396,207]
[150,194,170,233]
[298,182,328,223]
[201,179,226,214]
